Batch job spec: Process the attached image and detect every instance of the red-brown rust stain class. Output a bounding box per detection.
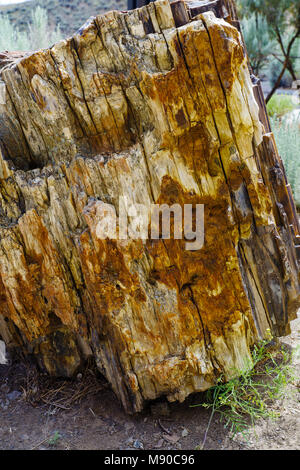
[227,163,245,192]
[0,240,50,340]
[146,175,253,338]
[77,230,147,334]
[92,71,131,96]
[72,21,99,57]
[85,125,134,157]
[149,358,188,389]
[139,35,211,127]
[134,36,254,342]
[178,24,226,111]
[177,122,221,179]
[138,21,241,156]
[3,264,48,341]
[175,108,189,128]
[0,274,11,319]
[78,206,172,358]
[88,134,112,155]
[67,157,95,198]
[113,157,131,174]
[245,180,273,221]
[15,51,54,111]
[29,86,48,111]
[9,210,78,340]
[17,50,49,83]
[89,72,136,154]
[201,18,245,94]
[142,67,191,120]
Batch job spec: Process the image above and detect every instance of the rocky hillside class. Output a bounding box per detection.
[0,0,127,38]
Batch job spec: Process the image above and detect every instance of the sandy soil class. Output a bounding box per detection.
[0,314,299,451]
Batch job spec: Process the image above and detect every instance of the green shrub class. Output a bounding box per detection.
[271,115,300,207]
[241,13,274,76]
[0,6,62,52]
[28,6,62,50]
[192,333,296,446]
[267,94,296,117]
[0,14,30,51]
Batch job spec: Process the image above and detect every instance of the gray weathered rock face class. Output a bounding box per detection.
[0,0,299,413]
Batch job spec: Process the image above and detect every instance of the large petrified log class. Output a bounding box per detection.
[0,0,299,413]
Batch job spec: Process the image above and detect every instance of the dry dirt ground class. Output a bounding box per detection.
[0,314,299,451]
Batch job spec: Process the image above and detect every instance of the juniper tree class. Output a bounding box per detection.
[240,0,300,101]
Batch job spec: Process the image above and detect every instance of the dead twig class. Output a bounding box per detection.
[30,435,51,450]
[158,419,172,435]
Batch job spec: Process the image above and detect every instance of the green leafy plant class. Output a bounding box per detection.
[192,331,295,448]
[241,13,274,76]
[48,430,62,447]
[271,114,300,207]
[267,94,297,117]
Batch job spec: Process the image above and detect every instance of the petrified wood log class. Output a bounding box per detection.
[0,0,299,413]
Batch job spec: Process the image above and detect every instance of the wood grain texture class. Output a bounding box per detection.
[0,0,299,413]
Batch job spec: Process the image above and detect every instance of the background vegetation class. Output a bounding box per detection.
[0,5,62,51]
[272,116,300,206]
[267,94,297,117]
[239,0,300,102]
[0,0,127,41]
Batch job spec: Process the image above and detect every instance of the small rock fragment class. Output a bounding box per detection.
[7,391,22,401]
[163,433,180,444]
[133,439,144,449]
[154,439,164,448]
